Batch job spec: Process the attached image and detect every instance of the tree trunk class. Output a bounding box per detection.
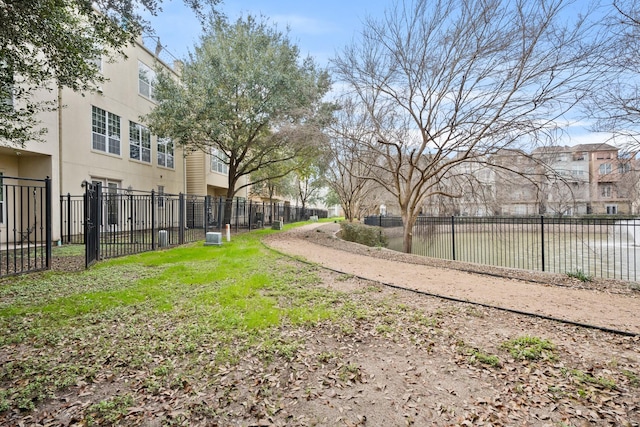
[223,198,233,226]
[402,213,416,254]
[402,225,413,254]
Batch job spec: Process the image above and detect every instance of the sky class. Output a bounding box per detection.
[144,0,388,67]
[142,0,614,147]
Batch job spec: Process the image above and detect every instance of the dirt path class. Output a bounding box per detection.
[265,222,640,336]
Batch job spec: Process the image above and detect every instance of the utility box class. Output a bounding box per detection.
[272,220,283,230]
[205,232,222,246]
[158,230,168,247]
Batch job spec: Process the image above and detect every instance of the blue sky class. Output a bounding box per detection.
[145,0,389,67]
[143,0,613,146]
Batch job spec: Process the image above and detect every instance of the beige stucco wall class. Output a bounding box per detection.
[186,149,249,198]
[58,40,186,197]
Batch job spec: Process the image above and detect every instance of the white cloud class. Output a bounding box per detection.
[270,14,339,35]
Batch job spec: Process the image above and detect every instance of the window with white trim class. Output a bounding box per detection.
[157,137,174,168]
[92,106,120,155]
[129,121,151,163]
[619,162,631,173]
[211,148,228,174]
[599,163,612,175]
[138,61,156,100]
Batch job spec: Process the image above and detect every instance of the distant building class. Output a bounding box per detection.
[412,143,639,217]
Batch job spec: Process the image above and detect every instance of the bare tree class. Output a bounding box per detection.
[290,164,326,217]
[589,0,640,148]
[332,0,604,252]
[326,98,380,221]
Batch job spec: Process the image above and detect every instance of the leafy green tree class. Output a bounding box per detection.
[249,162,295,205]
[0,0,218,146]
[290,163,327,217]
[145,15,333,223]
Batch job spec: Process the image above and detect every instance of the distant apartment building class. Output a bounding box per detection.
[580,143,635,214]
[414,143,638,217]
[497,144,636,216]
[531,145,590,216]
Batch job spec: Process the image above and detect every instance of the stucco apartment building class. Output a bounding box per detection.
[531,143,636,215]
[490,144,636,216]
[0,38,240,242]
[416,143,637,217]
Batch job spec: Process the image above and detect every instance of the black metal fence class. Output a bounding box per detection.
[61,189,327,264]
[0,176,51,276]
[365,215,640,282]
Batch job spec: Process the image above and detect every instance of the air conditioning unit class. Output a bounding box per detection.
[204,232,222,246]
[158,230,168,247]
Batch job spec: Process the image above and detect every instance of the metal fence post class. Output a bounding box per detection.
[66,193,72,243]
[59,194,63,245]
[540,215,545,272]
[151,190,156,250]
[204,195,210,235]
[451,216,456,261]
[235,198,239,232]
[178,193,185,245]
[45,177,52,269]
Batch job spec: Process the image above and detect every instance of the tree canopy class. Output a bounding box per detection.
[588,0,640,148]
[145,15,333,221]
[0,0,218,146]
[332,0,606,253]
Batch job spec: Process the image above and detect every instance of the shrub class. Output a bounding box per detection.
[566,269,593,282]
[340,222,388,248]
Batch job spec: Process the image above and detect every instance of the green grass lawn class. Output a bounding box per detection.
[0,220,350,414]
[2,218,638,426]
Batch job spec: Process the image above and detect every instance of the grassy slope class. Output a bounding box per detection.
[0,222,348,413]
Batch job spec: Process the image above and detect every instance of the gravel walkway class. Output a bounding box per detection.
[264,222,640,336]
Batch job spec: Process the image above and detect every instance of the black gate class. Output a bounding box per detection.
[0,176,52,277]
[84,181,101,268]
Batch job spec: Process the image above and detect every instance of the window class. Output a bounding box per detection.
[129,122,151,163]
[599,163,612,175]
[619,163,631,173]
[138,61,156,100]
[601,184,612,198]
[92,106,120,155]
[606,205,618,215]
[92,179,120,225]
[157,138,174,168]
[211,148,228,174]
[89,54,102,74]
